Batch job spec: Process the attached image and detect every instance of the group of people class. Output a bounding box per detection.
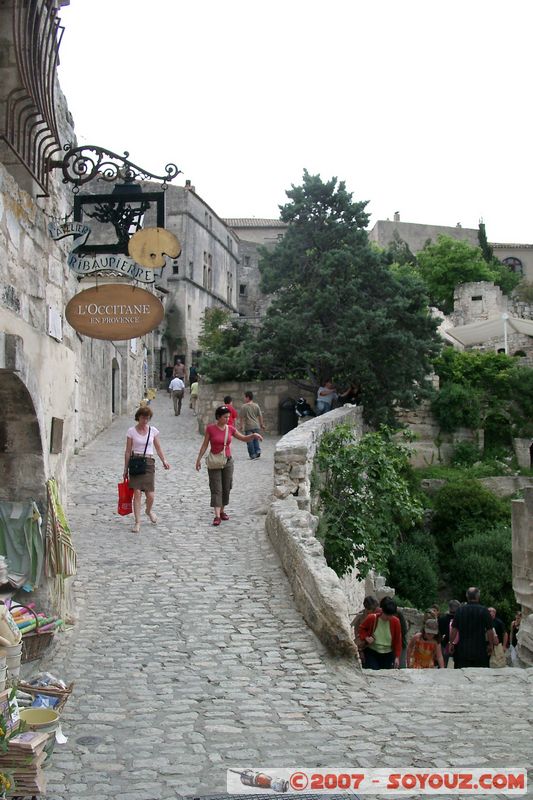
[123,389,266,532]
[353,588,521,670]
[316,379,361,415]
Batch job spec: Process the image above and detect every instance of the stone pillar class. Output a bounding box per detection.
[512,486,533,664]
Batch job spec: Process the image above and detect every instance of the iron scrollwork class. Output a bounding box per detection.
[49,144,180,191]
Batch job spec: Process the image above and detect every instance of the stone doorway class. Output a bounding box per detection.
[0,372,46,506]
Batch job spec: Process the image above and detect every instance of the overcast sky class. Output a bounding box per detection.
[58,1,532,243]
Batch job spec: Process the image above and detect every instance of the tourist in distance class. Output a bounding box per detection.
[449,587,495,668]
[124,405,170,534]
[350,596,378,664]
[189,378,199,415]
[169,375,185,416]
[488,606,508,668]
[173,359,186,382]
[509,610,522,664]
[358,596,402,670]
[239,391,265,460]
[315,379,337,415]
[438,599,461,666]
[407,618,445,669]
[223,395,239,427]
[337,381,361,406]
[195,405,263,527]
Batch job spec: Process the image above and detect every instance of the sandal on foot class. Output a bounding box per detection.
[220,512,230,521]
[131,522,140,533]
[146,511,157,524]
[212,517,221,527]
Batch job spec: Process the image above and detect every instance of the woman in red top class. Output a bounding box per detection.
[358,596,402,670]
[195,405,263,526]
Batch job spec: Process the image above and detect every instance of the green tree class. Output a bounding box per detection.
[477,221,494,263]
[256,171,441,426]
[198,307,259,383]
[316,425,424,577]
[417,235,520,313]
[417,236,498,313]
[432,348,533,438]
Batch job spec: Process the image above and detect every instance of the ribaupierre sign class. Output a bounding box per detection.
[65,285,164,341]
[67,253,161,284]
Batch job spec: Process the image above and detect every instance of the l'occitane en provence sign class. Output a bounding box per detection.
[65,284,164,341]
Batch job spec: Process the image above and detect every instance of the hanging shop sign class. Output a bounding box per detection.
[128,227,181,268]
[48,221,163,284]
[65,284,164,341]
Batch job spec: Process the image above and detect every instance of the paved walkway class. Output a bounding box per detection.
[40,397,532,800]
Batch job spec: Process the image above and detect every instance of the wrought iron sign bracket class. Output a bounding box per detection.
[48,144,180,192]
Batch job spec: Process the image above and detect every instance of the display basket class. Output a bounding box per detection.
[16,681,74,715]
[9,604,56,664]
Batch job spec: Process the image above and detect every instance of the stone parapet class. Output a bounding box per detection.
[265,405,364,657]
[196,379,315,434]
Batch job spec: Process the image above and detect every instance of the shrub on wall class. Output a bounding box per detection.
[431,479,511,555]
[451,525,514,626]
[387,535,439,610]
[431,382,481,432]
[316,425,423,578]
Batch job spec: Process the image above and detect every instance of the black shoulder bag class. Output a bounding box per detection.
[128,427,151,476]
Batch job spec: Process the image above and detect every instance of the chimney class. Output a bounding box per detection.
[393,211,400,222]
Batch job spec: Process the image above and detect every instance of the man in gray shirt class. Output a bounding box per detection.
[239,391,265,459]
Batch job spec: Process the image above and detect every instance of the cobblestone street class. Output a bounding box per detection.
[40,397,532,800]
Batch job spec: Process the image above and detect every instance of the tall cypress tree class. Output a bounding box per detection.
[255,171,441,426]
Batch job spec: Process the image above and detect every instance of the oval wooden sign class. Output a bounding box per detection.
[65,284,164,341]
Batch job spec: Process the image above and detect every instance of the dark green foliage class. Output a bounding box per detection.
[198,307,260,383]
[431,382,482,432]
[385,230,417,266]
[432,348,533,438]
[316,425,423,578]
[477,222,494,264]
[431,479,511,555]
[451,525,514,627]
[451,441,482,467]
[256,171,441,426]
[388,542,439,611]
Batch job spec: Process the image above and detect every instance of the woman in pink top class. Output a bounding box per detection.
[124,406,170,533]
[195,405,263,526]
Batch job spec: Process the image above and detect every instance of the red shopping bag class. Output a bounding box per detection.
[117,478,134,516]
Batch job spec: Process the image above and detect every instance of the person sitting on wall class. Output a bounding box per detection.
[316,380,337,415]
[337,382,361,406]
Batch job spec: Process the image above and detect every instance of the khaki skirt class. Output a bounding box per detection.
[128,458,155,492]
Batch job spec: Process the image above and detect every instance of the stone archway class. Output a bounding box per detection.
[0,372,46,506]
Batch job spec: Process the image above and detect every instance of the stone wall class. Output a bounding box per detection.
[513,438,533,469]
[511,487,533,665]
[397,402,482,468]
[197,379,315,434]
[265,405,364,656]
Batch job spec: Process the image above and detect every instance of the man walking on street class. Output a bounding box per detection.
[169,376,185,416]
[239,391,265,460]
[450,587,494,669]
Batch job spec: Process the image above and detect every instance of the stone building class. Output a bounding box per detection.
[369,214,533,282]
[224,219,287,323]
[0,0,145,510]
[152,184,240,376]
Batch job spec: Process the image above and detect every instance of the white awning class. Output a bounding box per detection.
[445,315,533,346]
